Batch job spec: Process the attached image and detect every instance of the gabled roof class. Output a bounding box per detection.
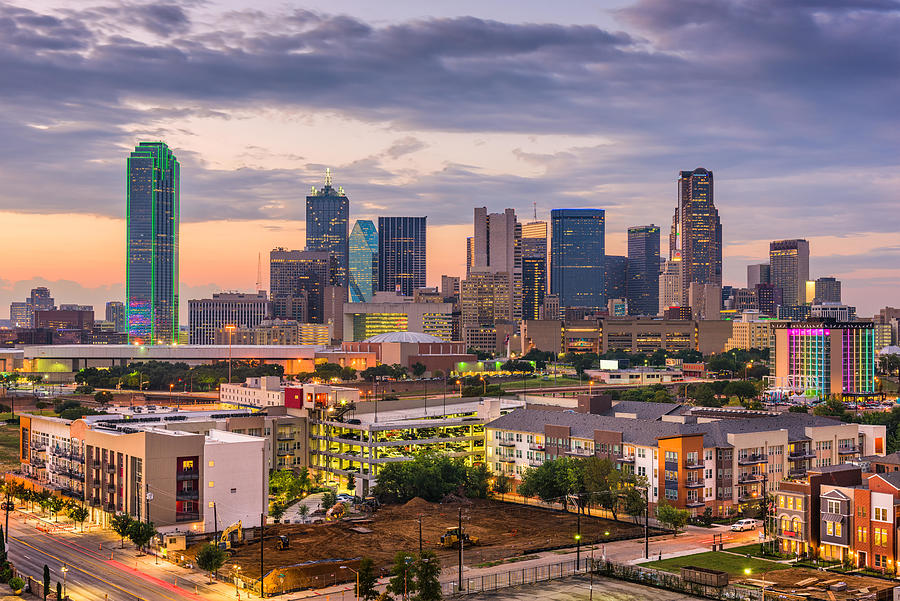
[822,489,850,500]
[869,472,900,490]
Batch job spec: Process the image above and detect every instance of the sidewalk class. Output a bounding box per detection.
[282,493,325,524]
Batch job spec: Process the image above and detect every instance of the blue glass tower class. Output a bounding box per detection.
[306,169,350,287]
[627,225,661,315]
[550,209,605,311]
[349,220,378,302]
[126,142,179,345]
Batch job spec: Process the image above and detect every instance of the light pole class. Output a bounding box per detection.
[225,325,236,384]
[233,564,242,598]
[339,565,360,601]
[61,564,68,598]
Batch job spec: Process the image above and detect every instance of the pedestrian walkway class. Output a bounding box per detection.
[282,493,325,524]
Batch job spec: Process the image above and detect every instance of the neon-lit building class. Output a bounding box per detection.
[126,142,180,345]
[772,321,876,398]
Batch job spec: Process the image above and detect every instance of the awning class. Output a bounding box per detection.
[822,513,845,523]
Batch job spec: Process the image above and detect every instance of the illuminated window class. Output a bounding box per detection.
[209,481,214,488]
[208,461,214,467]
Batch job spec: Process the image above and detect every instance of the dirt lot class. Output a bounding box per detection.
[218,498,655,581]
[737,567,896,601]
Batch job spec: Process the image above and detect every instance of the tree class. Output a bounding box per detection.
[387,551,417,601]
[322,490,337,511]
[42,564,50,601]
[413,551,441,601]
[128,520,157,553]
[111,513,134,548]
[622,486,647,524]
[724,380,758,406]
[270,502,286,522]
[195,543,227,583]
[68,505,89,531]
[340,366,357,381]
[57,582,62,601]
[814,398,849,419]
[518,459,572,507]
[411,362,427,377]
[656,502,690,537]
[347,476,356,494]
[357,557,379,601]
[688,383,722,407]
[492,474,511,495]
[94,390,114,406]
[47,496,66,522]
[373,452,489,504]
[298,504,310,523]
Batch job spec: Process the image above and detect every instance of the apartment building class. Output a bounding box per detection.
[220,376,289,408]
[18,411,267,534]
[485,398,885,516]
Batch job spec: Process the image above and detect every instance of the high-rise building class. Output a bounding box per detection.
[440,276,460,300]
[349,220,378,303]
[469,208,523,321]
[626,225,660,316]
[306,169,350,287]
[12,287,56,328]
[670,168,721,305]
[756,283,782,317]
[769,239,810,307]
[658,257,683,315]
[9,303,29,328]
[747,264,770,288]
[550,209,605,310]
[105,301,126,332]
[461,271,514,331]
[378,217,426,297]
[126,142,179,345]
[688,282,722,320]
[604,255,628,303]
[521,221,547,321]
[814,277,841,304]
[269,249,332,323]
[188,292,271,345]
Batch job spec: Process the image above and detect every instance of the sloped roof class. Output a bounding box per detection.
[363,331,446,343]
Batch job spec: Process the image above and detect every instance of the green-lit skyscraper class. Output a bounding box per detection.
[126,142,180,344]
[349,220,378,302]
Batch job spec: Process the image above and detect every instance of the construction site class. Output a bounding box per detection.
[201,498,656,593]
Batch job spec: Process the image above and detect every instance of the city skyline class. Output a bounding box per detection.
[1,1,899,317]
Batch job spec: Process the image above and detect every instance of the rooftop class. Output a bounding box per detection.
[363,331,447,343]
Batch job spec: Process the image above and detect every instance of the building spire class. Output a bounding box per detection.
[324,167,332,187]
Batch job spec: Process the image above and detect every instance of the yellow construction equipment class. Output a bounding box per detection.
[218,521,243,552]
[440,527,479,548]
[276,535,290,551]
[326,502,346,521]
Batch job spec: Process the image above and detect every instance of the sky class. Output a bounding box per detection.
[1,0,899,320]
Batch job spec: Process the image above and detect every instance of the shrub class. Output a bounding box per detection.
[8,576,24,592]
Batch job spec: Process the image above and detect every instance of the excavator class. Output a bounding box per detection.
[218,521,244,553]
[326,502,346,521]
[440,526,479,548]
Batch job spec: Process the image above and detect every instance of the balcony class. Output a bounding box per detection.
[617,455,636,463]
[789,450,815,460]
[177,470,199,481]
[565,447,594,457]
[738,493,760,503]
[738,454,767,466]
[528,443,544,451]
[276,448,291,456]
[498,441,516,447]
[738,473,765,484]
[788,469,807,479]
[837,446,859,455]
[276,433,294,441]
[105,464,116,473]
[176,512,200,522]
[684,480,704,488]
[499,457,516,463]
[176,490,199,501]
[684,460,704,469]
[528,460,543,468]
[686,500,704,508]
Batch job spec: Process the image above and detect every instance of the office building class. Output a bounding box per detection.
[658,257,683,315]
[777,305,812,321]
[670,168,722,305]
[342,291,453,341]
[772,321,875,399]
[688,282,722,321]
[550,209,605,310]
[725,312,772,351]
[747,264,770,288]
[770,239,810,307]
[9,302,29,328]
[488,400,884,516]
[469,208,523,321]
[814,277,841,304]
[342,331,475,376]
[756,283,783,317]
[188,292,271,345]
[440,276,460,300]
[607,298,628,316]
[810,303,856,322]
[727,287,758,312]
[627,225,660,316]
[105,301,125,332]
[378,217,426,296]
[460,271,514,349]
[604,255,627,304]
[214,319,331,346]
[270,248,332,324]
[349,220,378,303]
[541,294,560,320]
[126,142,179,345]
[306,169,350,287]
[10,287,55,328]
[521,221,547,321]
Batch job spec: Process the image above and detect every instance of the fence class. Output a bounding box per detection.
[443,557,758,600]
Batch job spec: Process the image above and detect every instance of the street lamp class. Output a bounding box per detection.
[339,565,360,601]
[61,564,68,597]
[225,325,236,384]
[233,564,242,598]
[479,376,486,396]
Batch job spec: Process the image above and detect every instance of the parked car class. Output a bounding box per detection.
[731,518,759,532]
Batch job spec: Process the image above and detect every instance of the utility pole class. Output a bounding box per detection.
[644,487,649,559]
[259,512,265,598]
[4,487,9,544]
[213,502,218,547]
[457,507,463,593]
[418,516,422,554]
[576,497,582,570]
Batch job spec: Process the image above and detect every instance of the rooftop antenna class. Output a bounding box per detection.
[533,201,537,221]
[255,252,263,292]
[324,167,332,187]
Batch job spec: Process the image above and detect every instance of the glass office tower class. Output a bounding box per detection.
[627,225,661,315]
[670,168,722,305]
[378,217,426,297]
[349,220,378,302]
[126,142,179,344]
[306,169,350,287]
[550,209,605,310]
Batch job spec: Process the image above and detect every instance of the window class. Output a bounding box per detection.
[779,495,785,508]
[835,522,842,537]
[208,461,214,467]
[665,488,677,500]
[665,451,678,463]
[858,506,867,518]
[705,449,713,461]
[796,498,802,511]
[874,507,889,521]
[826,500,840,514]
[208,481,214,487]
[705,468,713,479]
[858,527,868,543]
[875,554,886,568]
[209,502,214,508]
[637,448,646,458]
[826,521,833,536]
[787,497,794,510]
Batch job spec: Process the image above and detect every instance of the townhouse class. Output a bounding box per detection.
[486,396,885,516]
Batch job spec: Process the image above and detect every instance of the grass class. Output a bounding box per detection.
[726,543,791,560]
[643,551,790,577]
[500,377,583,391]
[0,423,20,473]
[476,554,540,568]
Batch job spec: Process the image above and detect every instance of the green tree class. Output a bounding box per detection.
[47,496,66,522]
[724,380,758,406]
[518,458,572,508]
[373,452,488,504]
[357,557,379,601]
[688,383,722,407]
[94,390,114,406]
[492,474,511,495]
[622,485,647,524]
[128,520,157,553]
[322,490,337,511]
[411,362,427,377]
[387,551,416,601]
[111,513,134,548]
[298,504,310,523]
[269,469,299,501]
[195,543,227,583]
[340,366,357,381]
[413,550,441,601]
[347,476,356,494]
[814,398,849,419]
[42,564,50,601]
[68,505,89,531]
[270,502,286,522]
[656,502,690,537]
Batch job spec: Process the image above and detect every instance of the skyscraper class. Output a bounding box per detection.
[349,220,378,303]
[626,225,660,316]
[470,208,523,320]
[670,168,721,305]
[306,169,350,287]
[270,249,332,323]
[378,217,426,297]
[658,257,683,315]
[769,239,810,307]
[105,301,125,332]
[188,292,271,345]
[814,277,842,304]
[603,255,627,301]
[747,264,770,288]
[126,142,179,344]
[550,209,605,310]
[521,220,547,321]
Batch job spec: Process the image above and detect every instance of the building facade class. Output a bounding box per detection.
[342,291,453,341]
[627,225,660,316]
[550,209,605,311]
[213,319,331,346]
[670,168,722,305]
[814,277,842,304]
[126,142,180,345]
[306,170,350,287]
[269,248,332,324]
[378,217,426,296]
[770,239,810,308]
[105,301,126,332]
[349,220,378,303]
[747,264,770,289]
[188,292,271,345]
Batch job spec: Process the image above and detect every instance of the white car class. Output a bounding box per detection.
[731,518,759,532]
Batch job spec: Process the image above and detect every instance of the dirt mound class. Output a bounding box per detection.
[403,497,432,511]
[440,493,472,505]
